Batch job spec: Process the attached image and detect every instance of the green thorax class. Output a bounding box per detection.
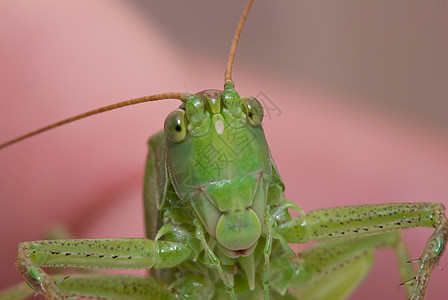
[164,87,272,256]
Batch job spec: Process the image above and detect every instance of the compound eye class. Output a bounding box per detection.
[164,109,187,142]
[241,96,263,125]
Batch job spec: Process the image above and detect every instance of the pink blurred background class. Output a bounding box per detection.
[0,1,447,299]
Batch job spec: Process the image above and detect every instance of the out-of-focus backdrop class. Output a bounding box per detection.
[136,0,448,129]
[0,1,447,299]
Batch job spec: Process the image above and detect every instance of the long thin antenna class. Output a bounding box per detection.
[0,92,184,149]
[224,0,254,85]
[2,1,256,149]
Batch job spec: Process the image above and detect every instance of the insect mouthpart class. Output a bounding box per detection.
[185,172,269,258]
[218,239,259,259]
[215,208,262,252]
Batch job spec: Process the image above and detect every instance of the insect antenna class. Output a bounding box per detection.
[224,0,254,87]
[0,92,185,149]
[2,0,255,150]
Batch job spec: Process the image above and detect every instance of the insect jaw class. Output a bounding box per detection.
[218,239,259,259]
[185,172,269,259]
[215,208,262,252]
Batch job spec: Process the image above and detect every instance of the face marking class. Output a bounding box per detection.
[214,120,224,135]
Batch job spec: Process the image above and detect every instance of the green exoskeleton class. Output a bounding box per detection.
[0,0,447,299]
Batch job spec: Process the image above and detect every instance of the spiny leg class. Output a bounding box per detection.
[293,255,372,300]
[194,219,236,300]
[0,274,177,300]
[16,238,191,300]
[277,202,447,299]
[58,274,177,300]
[288,233,405,300]
[263,210,274,300]
[57,274,176,300]
[408,216,447,300]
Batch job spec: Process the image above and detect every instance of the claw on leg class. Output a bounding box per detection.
[399,277,416,286]
[409,217,447,300]
[16,250,66,300]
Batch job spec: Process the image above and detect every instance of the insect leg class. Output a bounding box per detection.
[143,131,167,241]
[56,274,175,300]
[277,202,447,299]
[263,210,274,300]
[287,232,403,299]
[0,274,177,300]
[16,238,192,299]
[193,219,236,300]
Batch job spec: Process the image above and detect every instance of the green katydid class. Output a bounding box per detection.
[0,0,447,299]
